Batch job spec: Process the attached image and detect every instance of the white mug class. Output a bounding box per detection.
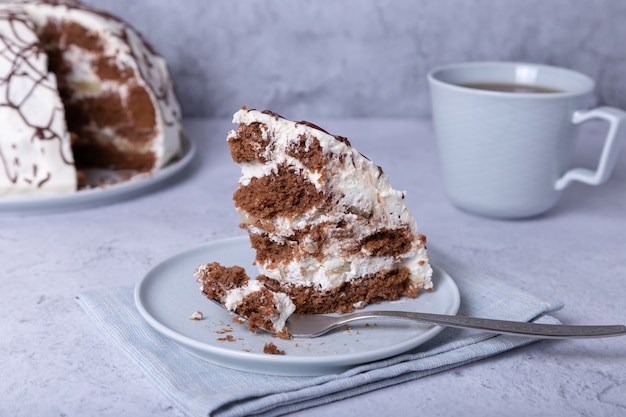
[428,61,626,219]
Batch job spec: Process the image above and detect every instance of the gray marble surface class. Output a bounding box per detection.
[1,117,625,417]
[80,0,626,118]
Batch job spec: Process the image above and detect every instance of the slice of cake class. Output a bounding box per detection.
[194,262,295,338]
[227,107,433,314]
[0,0,183,196]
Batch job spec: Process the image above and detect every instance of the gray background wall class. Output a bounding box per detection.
[84,0,626,119]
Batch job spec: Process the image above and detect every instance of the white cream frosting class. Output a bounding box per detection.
[229,109,433,293]
[0,4,76,196]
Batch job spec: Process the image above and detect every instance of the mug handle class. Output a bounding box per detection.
[555,106,626,190]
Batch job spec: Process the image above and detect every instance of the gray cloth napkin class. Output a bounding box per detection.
[76,247,563,417]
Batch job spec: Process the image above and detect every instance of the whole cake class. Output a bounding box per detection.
[197,108,432,334]
[0,0,182,196]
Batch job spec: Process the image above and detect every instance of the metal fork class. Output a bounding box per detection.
[285,310,626,339]
[207,298,625,339]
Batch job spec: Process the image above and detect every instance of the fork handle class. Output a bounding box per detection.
[339,311,626,339]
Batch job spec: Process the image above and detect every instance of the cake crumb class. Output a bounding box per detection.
[218,335,235,342]
[216,327,233,334]
[188,310,203,320]
[263,342,285,355]
[274,327,290,340]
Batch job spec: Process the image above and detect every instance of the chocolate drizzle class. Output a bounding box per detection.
[1,5,72,188]
[257,109,351,147]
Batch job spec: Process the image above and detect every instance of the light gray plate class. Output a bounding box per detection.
[134,236,461,376]
[0,135,195,215]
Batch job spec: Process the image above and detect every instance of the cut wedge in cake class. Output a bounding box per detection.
[226,107,433,315]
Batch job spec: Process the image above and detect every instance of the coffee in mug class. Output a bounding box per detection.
[458,82,562,94]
